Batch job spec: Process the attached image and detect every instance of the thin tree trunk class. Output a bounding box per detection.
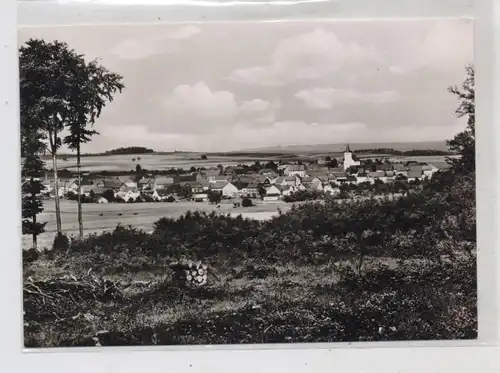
[32,193,37,250]
[77,141,83,239]
[51,151,62,235]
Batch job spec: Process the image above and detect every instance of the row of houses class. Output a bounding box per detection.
[34,159,446,203]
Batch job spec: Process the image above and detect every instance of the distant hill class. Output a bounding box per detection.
[236,141,449,154]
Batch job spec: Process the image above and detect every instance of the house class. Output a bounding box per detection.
[407,170,423,182]
[210,175,230,184]
[210,181,227,193]
[367,171,386,183]
[97,197,108,204]
[324,184,341,195]
[138,177,155,191]
[235,175,256,184]
[152,189,173,201]
[91,187,106,197]
[356,173,369,184]
[392,163,407,172]
[197,178,211,191]
[96,177,122,190]
[115,189,140,202]
[263,185,282,201]
[222,182,240,198]
[154,176,175,189]
[80,185,94,196]
[190,182,205,194]
[285,164,307,178]
[422,164,439,178]
[118,176,138,188]
[281,185,297,197]
[375,164,393,172]
[176,174,197,183]
[240,182,260,197]
[199,169,221,181]
[283,175,301,186]
[192,193,209,202]
[301,181,324,191]
[65,179,79,193]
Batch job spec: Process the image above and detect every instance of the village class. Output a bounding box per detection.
[35,146,450,205]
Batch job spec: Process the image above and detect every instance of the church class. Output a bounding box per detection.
[343,144,361,170]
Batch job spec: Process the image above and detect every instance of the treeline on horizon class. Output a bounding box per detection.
[354,148,454,156]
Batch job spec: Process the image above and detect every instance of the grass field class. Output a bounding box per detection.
[23,199,292,250]
[41,152,451,172]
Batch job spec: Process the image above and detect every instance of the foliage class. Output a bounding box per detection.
[21,123,47,249]
[52,233,70,251]
[103,147,153,155]
[447,65,475,175]
[102,189,115,202]
[241,197,253,207]
[207,190,222,204]
[283,190,323,203]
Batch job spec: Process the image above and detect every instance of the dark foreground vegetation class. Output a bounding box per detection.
[23,169,477,347]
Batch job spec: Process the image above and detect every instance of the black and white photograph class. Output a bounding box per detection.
[20,18,477,347]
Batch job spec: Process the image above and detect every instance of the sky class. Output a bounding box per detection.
[18,19,473,153]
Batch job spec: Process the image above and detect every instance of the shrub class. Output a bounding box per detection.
[52,233,70,251]
[241,197,253,207]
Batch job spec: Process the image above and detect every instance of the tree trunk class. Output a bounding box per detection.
[32,204,37,250]
[52,151,62,235]
[77,142,83,239]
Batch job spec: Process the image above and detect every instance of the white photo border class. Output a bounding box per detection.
[2,0,499,371]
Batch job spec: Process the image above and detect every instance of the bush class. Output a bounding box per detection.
[241,197,253,207]
[52,233,70,251]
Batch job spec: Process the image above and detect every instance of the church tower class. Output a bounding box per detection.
[343,144,360,171]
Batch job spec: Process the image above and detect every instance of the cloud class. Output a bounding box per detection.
[230,121,368,149]
[169,25,201,40]
[387,21,473,75]
[228,28,380,86]
[295,88,399,109]
[165,81,239,119]
[111,25,201,60]
[239,99,272,113]
[158,82,280,134]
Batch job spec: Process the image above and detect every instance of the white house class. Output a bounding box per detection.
[222,182,240,198]
[281,185,297,197]
[423,164,439,178]
[263,185,282,201]
[285,164,307,178]
[115,189,140,202]
[343,144,361,170]
[192,193,209,202]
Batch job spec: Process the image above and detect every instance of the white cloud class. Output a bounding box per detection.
[388,21,473,75]
[295,88,399,109]
[111,25,201,60]
[228,28,381,86]
[169,25,201,40]
[230,121,368,149]
[165,81,238,118]
[239,99,272,113]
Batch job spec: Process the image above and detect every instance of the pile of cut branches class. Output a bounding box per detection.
[23,274,123,322]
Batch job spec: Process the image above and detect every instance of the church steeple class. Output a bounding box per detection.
[344,144,351,153]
